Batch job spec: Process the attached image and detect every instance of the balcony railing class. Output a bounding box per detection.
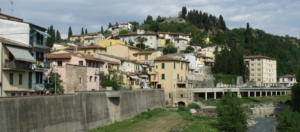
[3,60,32,71]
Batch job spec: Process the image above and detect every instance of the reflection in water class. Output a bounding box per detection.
[248,117,276,132]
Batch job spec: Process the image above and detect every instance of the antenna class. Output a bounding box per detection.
[10,1,14,14]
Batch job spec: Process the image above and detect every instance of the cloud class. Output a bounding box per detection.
[0,0,299,38]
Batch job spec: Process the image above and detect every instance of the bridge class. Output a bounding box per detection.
[190,87,291,100]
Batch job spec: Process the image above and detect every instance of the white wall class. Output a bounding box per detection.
[0,19,30,44]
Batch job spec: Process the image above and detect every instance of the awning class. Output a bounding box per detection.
[6,46,35,63]
[32,28,51,38]
[130,76,140,80]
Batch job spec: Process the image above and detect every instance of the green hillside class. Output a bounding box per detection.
[139,7,300,76]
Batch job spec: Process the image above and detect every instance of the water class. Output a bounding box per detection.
[248,117,276,132]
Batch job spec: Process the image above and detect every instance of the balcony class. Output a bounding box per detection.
[32,61,49,72]
[3,60,32,71]
[177,80,187,88]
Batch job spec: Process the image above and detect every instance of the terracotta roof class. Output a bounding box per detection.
[154,55,189,62]
[118,32,157,37]
[46,52,80,59]
[244,55,276,60]
[0,37,31,49]
[127,45,142,51]
[133,51,155,55]
[157,32,190,36]
[78,45,106,50]
[280,74,295,78]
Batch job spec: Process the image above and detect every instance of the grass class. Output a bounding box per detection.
[90,107,219,132]
[200,95,291,106]
[214,73,237,85]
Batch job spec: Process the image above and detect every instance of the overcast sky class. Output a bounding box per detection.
[0,0,299,38]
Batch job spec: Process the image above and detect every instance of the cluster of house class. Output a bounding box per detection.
[0,12,296,106]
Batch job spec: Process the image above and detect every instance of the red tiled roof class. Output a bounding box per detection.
[154,55,189,62]
[133,51,155,55]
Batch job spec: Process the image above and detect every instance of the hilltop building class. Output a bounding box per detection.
[244,55,277,86]
[108,23,133,35]
[279,74,296,88]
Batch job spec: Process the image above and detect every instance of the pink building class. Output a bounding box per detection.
[46,52,106,93]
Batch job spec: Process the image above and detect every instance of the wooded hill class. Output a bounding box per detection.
[138,7,300,76]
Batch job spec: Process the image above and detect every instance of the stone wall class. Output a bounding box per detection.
[0,90,165,132]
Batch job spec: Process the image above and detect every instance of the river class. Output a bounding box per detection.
[248,117,276,132]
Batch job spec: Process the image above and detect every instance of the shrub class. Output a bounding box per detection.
[187,103,200,110]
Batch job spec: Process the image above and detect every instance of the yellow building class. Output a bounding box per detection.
[76,45,106,55]
[0,37,36,96]
[96,39,125,48]
[133,51,163,63]
[106,44,141,60]
[153,55,190,106]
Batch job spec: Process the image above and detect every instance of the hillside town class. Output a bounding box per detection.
[0,11,294,107]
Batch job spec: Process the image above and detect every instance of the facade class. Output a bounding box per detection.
[119,31,159,49]
[46,53,106,93]
[244,56,277,86]
[76,45,106,55]
[119,30,191,50]
[0,13,49,91]
[96,39,125,48]
[70,33,105,45]
[108,23,133,35]
[0,37,36,96]
[133,51,163,64]
[153,55,190,106]
[106,44,141,60]
[279,74,296,88]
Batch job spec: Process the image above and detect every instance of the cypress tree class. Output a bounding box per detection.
[181,6,187,19]
[68,26,73,40]
[56,30,61,42]
[101,26,104,33]
[81,27,84,35]
[85,28,88,34]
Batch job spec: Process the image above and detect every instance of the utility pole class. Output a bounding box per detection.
[54,73,57,94]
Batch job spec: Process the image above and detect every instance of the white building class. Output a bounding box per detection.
[119,31,159,49]
[0,13,49,91]
[108,23,133,35]
[244,56,277,87]
[279,74,296,88]
[183,53,204,72]
[157,32,191,51]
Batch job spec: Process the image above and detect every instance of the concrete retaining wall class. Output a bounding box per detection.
[0,89,165,132]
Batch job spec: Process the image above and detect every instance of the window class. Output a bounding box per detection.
[79,77,82,84]
[90,76,93,82]
[79,61,83,66]
[19,73,22,85]
[36,33,44,45]
[36,72,43,84]
[145,55,148,60]
[154,75,156,80]
[149,68,152,72]
[177,74,179,80]
[161,63,165,69]
[161,74,165,80]
[156,65,158,69]
[9,72,13,85]
[57,61,62,66]
[181,63,183,69]
[94,76,97,82]
[174,62,176,69]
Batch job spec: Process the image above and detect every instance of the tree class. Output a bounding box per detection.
[292,67,300,112]
[119,29,128,35]
[68,26,73,40]
[277,109,300,132]
[183,46,195,53]
[81,27,84,35]
[181,6,187,19]
[218,15,226,31]
[45,72,64,94]
[163,44,178,55]
[100,26,104,33]
[108,23,112,28]
[85,28,88,34]
[128,39,134,46]
[129,21,139,31]
[100,73,121,90]
[56,30,61,42]
[135,36,147,50]
[144,15,153,24]
[217,92,247,132]
[245,22,252,46]
[46,25,56,47]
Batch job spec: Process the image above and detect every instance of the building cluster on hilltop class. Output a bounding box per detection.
[0,12,293,106]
